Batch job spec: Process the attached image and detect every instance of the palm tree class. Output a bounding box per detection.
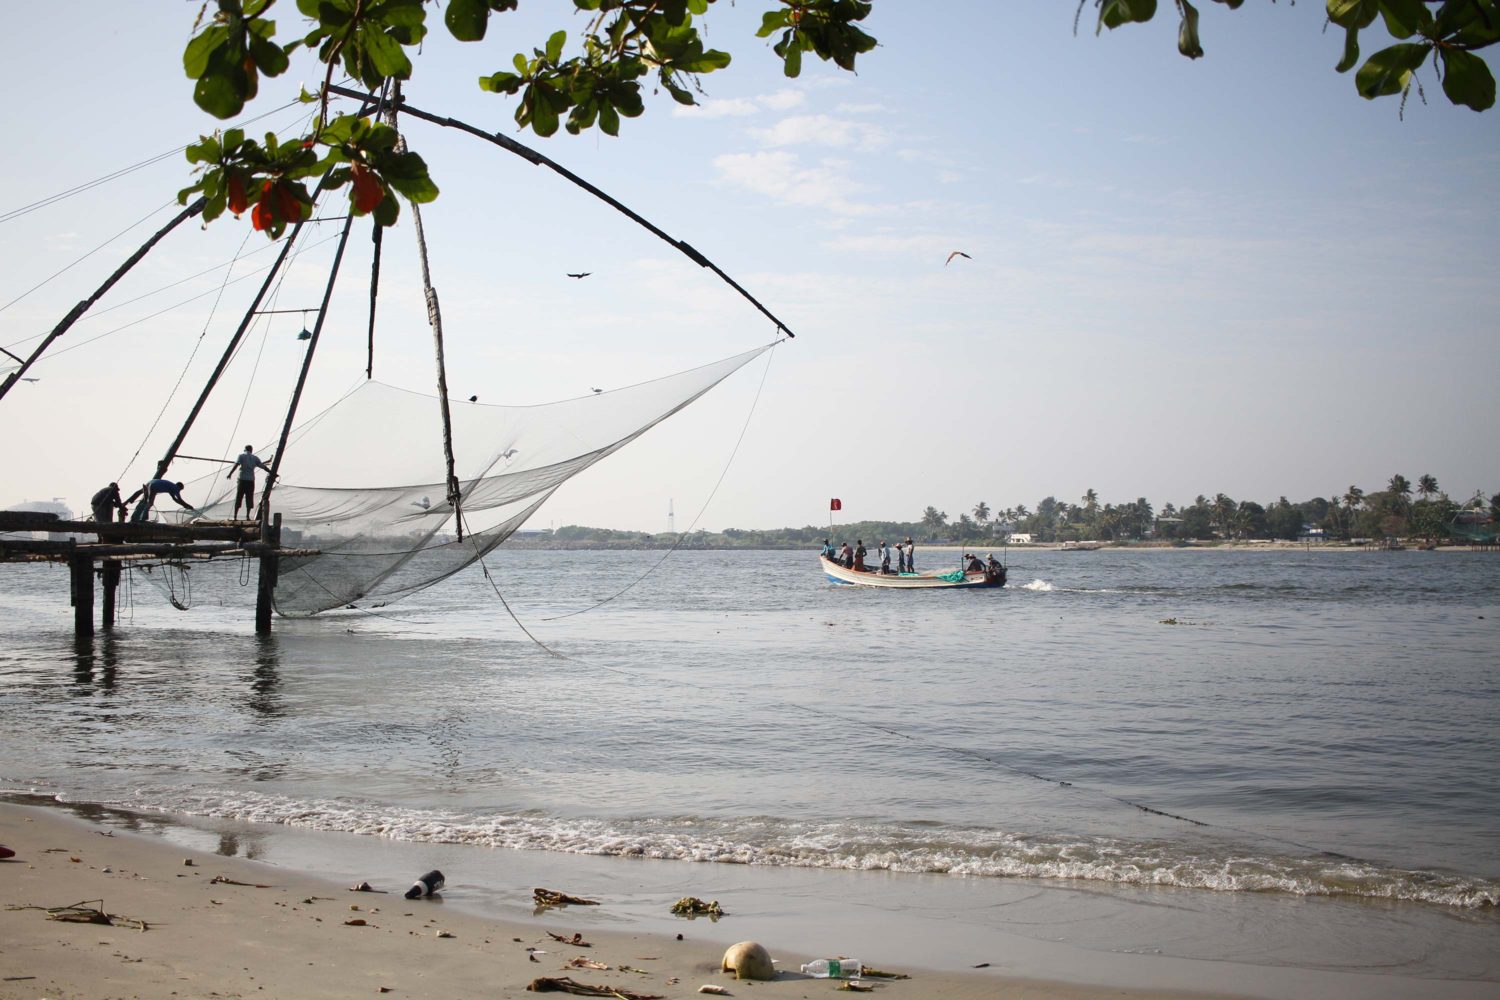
[973,501,990,524]
[1212,493,1237,538]
[921,506,948,531]
[1082,488,1099,516]
[1418,474,1439,500]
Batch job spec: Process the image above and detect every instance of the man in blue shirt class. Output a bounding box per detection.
[125,479,194,522]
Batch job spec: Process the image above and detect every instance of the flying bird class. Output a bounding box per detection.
[468,395,478,402]
[945,251,972,266]
[566,272,592,279]
[591,387,603,394]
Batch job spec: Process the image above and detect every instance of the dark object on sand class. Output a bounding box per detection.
[526,977,661,998]
[547,930,592,947]
[533,887,599,907]
[405,870,445,899]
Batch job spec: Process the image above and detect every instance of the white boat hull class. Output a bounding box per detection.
[819,556,1002,589]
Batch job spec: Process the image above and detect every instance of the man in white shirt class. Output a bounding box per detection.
[227,445,274,520]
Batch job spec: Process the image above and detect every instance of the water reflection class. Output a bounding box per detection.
[70,633,117,694]
[244,633,283,719]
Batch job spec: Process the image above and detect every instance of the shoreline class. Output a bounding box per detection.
[5,800,1497,1000]
[1,801,1237,1000]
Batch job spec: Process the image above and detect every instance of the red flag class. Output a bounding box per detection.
[830,498,842,511]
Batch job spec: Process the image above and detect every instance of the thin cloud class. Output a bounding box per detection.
[674,88,807,118]
[713,151,883,216]
[748,114,890,151]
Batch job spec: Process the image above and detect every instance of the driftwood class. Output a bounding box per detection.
[7,899,148,931]
[669,896,724,918]
[566,957,610,971]
[837,983,875,992]
[548,930,592,947]
[533,888,599,907]
[526,976,662,998]
[209,875,270,888]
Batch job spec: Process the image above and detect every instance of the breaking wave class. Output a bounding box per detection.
[116,787,1500,911]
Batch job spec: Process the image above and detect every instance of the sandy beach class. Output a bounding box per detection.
[0,803,1242,1000]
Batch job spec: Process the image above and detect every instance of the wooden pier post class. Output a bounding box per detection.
[255,512,282,634]
[69,553,94,637]
[101,560,121,630]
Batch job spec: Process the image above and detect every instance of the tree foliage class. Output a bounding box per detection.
[179,0,877,235]
[1081,0,1498,113]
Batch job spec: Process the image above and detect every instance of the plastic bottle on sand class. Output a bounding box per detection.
[404,869,445,899]
[800,959,862,979]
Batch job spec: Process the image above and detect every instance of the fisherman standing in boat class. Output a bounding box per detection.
[853,540,867,572]
[125,479,195,521]
[227,445,274,520]
[821,538,837,560]
[879,540,892,574]
[90,482,126,523]
[905,537,915,572]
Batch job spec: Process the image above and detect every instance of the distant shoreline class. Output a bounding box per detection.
[500,538,1487,553]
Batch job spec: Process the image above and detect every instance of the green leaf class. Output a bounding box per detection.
[360,26,413,79]
[599,103,620,136]
[783,42,802,78]
[445,0,488,41]
[184,25,227,78]
[1178,0,1203,58]
[1355,41,1430,97]
[1439,47,1496,110]
[1336,23,1362,72]
[249,34,290,76]
[756,10,790,38]
[677,48,731,73]
[545,29,566,63]
[1377,0,1432,39]
[1327,0,1380,30]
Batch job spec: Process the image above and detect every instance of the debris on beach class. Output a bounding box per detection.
[837,983,874,992]
[405,869,445,899]
[548,930,592,947]
[349,880,387,893]
[862,968,910,979]
[566,957,609,971]
[0,845,14,859]
[182,858,195,866]
[8,899,148,931]
[696,987,729,996]
[720,941,776,981]
[670,896,725,919]
[533,887,599,907]
[526,976,662,998]
[209,875,270,888]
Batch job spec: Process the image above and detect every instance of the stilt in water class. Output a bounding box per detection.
[69,553,94,637]
[101,560,121,630]
[255,513,282,634]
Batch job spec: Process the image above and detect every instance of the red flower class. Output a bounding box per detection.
[350,163,385,214]
[227,174,249,217]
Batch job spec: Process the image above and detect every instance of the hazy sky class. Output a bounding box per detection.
[2,3,1496,532]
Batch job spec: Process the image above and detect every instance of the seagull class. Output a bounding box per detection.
[591,387,603,394]
[411,496,431,510]
[468,395,478,402]
[945,251,972,265]
[501,448,519,460]
[566,272,592,279]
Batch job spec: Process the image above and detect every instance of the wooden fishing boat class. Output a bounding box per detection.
[820,556,1005,589]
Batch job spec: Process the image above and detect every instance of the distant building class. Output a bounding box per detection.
[1299,525,1326,541]
[1008,533,1033,544]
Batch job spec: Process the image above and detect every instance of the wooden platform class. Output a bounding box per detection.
[0,510,314,634]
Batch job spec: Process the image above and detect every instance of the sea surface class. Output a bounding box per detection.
[2,546,1498,984]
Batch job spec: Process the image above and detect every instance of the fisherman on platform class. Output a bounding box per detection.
[125,479,195,522]
[227,445,275,520]
[90,483,126,524]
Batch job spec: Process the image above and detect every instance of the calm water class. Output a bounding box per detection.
[2,547,1498,916]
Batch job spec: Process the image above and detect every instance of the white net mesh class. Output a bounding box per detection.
[168,342,773,616]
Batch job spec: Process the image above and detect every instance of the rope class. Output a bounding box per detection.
[0,98,305,226]
[5,232,344,364]
[0,201,175,317]
[543,338,783,622]
[115,229,254,487]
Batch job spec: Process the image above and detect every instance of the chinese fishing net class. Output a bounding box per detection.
[173,342,773,616]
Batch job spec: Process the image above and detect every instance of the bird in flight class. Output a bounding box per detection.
[945,251,972,266]
[591,387,603,394]
[468,395,478,402]
[567,272,592,279]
